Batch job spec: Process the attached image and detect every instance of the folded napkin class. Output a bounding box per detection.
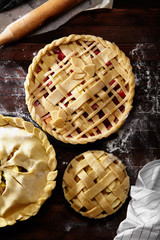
[114,160,160,240]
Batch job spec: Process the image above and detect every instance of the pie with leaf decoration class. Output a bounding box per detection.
[0,115,57,227]
[63,150,129,218]
[25,34,135,144]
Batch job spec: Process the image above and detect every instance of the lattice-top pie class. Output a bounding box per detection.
[63,151,129,218]
[25,34,135,144]
[0,115,57,227]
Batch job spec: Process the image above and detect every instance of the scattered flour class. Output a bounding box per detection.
[0,60,26,79]
[105,42,160,167]
[105,117,141,155]
[64,221,87,233]
[62,161,69,166]
[0,60,34,122]
[129,43,159,84]
[130,43,160,114]
[33,51,38,57]
[105,129,133,154]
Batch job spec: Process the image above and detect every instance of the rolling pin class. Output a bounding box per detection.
[0,0,85,45]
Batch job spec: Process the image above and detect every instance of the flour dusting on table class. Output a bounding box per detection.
[105,43,160,168]
[64,221,87,233]
[130,43,160,114]
[0,60,33,122]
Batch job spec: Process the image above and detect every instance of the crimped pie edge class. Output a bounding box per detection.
[62,150,130,219]
[0,114,57,227]
[25,34,135,144]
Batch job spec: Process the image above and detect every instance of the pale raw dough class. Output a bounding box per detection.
[0,115,57,227]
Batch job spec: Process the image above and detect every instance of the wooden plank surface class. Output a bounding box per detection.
[0,6,160,240]
[113,0,160,8]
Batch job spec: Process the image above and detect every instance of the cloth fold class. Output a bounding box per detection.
[114,160,160,240]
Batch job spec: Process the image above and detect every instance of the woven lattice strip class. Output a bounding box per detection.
[63,151,130,218]
[25,34,135,144]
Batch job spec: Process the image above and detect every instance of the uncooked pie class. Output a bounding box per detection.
[63,151,129,218]
[25,34,135,144]
[0,115,57,227]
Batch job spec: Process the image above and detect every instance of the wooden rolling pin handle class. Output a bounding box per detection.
[0,0,84,45]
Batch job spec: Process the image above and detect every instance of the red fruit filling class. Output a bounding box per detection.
[47,81,52,86]
[40,88,45,92]
[109,79,115,86]
[34,100,40,107]
[81,81,85,85]
[60,97,66,103]
[91,103,99,111]
[44,93,49,98]
[88,119,94,123]
[64,102,69,107]
[58,51,65,61]
[90,133,94,137]
[95,50,100,55]
[51,86,56,92]
[94,127,101,134]
[82,134,87,138]
[106,61,111,66]
[53,49,61,54]
[108,92,113,97]
[35,66,42,73]
[118,89,126,99]
[76,128,82,134]
[109,79,120,90]
[83,112,89,118]
[98,110,105,119]
[43,77,49,82]
[119,105,125,112]
[114,84,120,91]
[103,119,112,129]
[103,86,108,91]
[97,129,101,134]
[112,97,120,105]
[114,117,119,123]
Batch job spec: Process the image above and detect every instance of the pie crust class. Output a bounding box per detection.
[0,115,57,227]
[63,151,129,218]
[25,34,135,144]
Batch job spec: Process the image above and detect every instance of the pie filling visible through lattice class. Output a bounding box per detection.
[25,34,135,144]
[0,115,57,227]
[63,151,130,219]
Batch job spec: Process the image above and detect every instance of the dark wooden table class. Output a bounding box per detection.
[0,1,160,239]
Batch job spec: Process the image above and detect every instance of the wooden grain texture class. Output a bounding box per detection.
[113,0,160,8]
[0,6,160,240]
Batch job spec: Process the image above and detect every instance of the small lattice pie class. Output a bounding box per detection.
[0,115,57,227]
[63,151,129,218]
[25,34,135,144]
